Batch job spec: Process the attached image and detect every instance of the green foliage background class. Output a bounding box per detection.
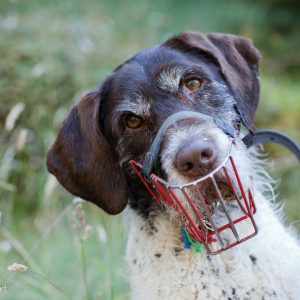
[0,0,299,299]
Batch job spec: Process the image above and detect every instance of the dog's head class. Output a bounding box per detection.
[47,32,261,217]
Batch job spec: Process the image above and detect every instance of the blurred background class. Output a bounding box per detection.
[0,0,299,299]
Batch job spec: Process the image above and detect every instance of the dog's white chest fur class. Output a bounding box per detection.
[125,192,300,300]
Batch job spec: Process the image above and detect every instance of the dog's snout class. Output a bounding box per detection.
[175,139,217,177]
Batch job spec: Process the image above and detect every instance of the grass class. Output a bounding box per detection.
[1,201,128,299]
[0,0,299,299]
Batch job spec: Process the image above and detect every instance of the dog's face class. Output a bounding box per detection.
[102,46,235,170]
[47,32,261,218]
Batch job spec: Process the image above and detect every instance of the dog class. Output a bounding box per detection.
[47,32,300,299]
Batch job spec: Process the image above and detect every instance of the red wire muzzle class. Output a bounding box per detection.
[130,140,258,255]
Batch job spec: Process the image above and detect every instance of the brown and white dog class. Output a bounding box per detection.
[47,32,300,299]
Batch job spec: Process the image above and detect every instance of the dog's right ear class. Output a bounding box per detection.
[46,89,128,215]
[165,32,261,134]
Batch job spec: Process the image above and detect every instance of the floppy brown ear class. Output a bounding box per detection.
[165,31,262,133]
[46,89,128,214]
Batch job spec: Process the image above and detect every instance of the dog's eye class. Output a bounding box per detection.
[184,78,203,92]
[125,115,143,129]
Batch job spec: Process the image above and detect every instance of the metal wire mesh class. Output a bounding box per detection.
[131,141,257,254]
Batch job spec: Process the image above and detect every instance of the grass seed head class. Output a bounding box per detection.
[7,263,28,272]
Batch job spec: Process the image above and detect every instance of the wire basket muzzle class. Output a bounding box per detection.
[131,141,257,255]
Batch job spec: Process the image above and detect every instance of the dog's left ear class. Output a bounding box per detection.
[165,32,262,133]
[46,89,128,215]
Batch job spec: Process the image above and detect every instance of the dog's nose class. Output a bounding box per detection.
[175,139,217,177]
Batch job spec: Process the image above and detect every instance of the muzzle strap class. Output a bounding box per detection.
[143,111,236,176]
[243,129,300,162]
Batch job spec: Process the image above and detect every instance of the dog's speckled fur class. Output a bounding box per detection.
[125,147,300,300]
